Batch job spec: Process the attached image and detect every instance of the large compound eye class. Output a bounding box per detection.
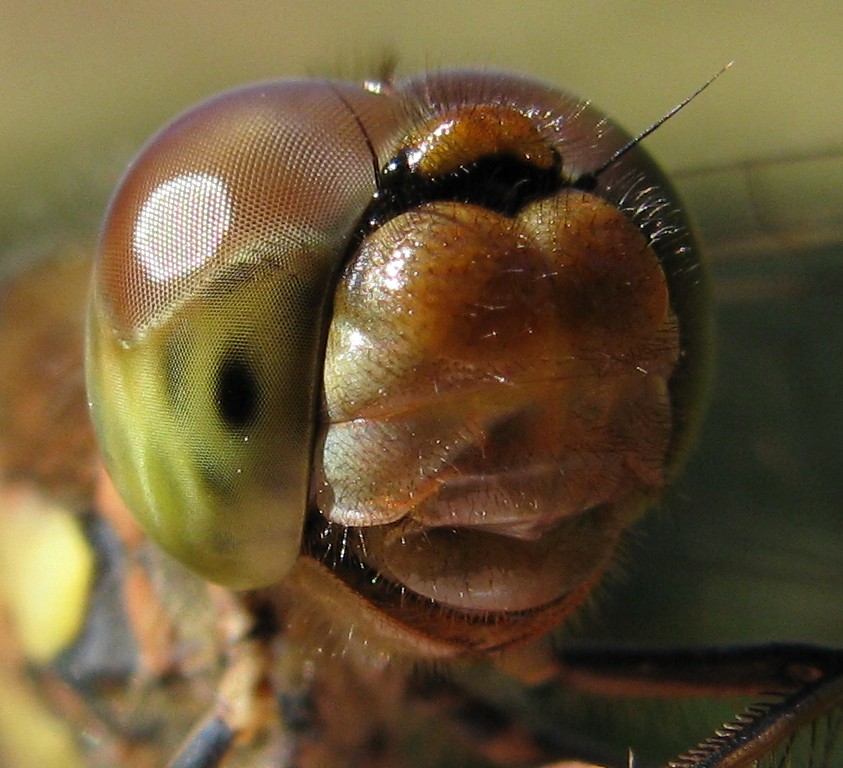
[86,82,399,588]
[88,70,707,645]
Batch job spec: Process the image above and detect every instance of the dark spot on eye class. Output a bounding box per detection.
[216,354,258,428]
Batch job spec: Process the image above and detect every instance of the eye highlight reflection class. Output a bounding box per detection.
[133,172,232,283]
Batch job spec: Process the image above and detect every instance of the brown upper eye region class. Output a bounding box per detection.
[215,352,259,429]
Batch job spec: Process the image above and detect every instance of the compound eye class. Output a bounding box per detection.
[86,81,388,588]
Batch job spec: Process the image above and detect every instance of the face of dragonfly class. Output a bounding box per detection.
[85,70,702,649]
[1,63,842,768]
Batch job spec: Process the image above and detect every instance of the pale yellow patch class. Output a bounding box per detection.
[0,485,94,663]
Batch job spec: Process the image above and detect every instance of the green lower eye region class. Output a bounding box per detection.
[87,260,326,589]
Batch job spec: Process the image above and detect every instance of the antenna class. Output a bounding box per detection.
[582,61,734,185]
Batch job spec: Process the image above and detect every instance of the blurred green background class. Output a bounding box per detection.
[2,1,842,764]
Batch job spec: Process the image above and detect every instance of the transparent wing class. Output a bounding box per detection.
[615,148,843,651]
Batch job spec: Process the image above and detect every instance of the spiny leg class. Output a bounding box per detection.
[552,643,843,768]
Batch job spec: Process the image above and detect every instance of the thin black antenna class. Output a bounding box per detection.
[585,61,734,183]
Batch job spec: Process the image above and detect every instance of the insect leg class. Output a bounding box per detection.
[167,716,235,768]
[166,595,286,768]
[554,643,843,768]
